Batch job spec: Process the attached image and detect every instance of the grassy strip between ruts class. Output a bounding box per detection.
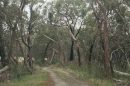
[0,70,53,86]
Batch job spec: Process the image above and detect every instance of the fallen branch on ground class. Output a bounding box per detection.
[113,78,127,83]
[0,66,9,74]
[114,70,130,76]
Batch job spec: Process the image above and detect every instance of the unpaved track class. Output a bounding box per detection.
[43,67,88,86]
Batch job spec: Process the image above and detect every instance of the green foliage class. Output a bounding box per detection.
[0,70,48,86]
[10,64,30,79]
[32,25,58,64]
[1,0,130,83]
[66,64,116,86]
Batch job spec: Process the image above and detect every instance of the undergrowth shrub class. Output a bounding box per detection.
[10,64,30,79]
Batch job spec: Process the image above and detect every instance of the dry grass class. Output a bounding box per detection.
[0,70,53,86]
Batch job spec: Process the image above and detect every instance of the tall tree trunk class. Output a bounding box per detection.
[26,4,34,72]
[69,25,75,61]
[69,39,74,61]
[27,30,33,70]
[76,41,81,66]
[102,19,112,78]
[0,21,7,67]
[92,0,112,78]
[8,28,18,64]
[88,43,94,64]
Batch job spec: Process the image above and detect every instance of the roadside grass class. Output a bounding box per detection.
[0,70,50,86]
[65,64,117,86]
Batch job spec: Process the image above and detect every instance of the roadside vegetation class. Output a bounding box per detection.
[0,0,130,85]
[66,65,116,86]
[0,70,50,86]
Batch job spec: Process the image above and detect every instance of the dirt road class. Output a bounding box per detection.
[43,67,88,86]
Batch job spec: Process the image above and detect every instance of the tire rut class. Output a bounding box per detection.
[43,67,88,86]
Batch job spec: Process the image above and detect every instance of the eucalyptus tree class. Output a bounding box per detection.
[0,0,23,66]
[0,0,43,72]
[89,0,114,77]
[108,0,130,72]
[18,0,44,71]
[47,0,89,66]
[88,0,130,78]
[0,0,7,67]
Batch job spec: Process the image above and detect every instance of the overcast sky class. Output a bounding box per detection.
[24,0,54,18]
[46,0,53,2]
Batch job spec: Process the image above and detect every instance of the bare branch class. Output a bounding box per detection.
[43,34,57,43]
[68,29,77,41]
[75,20,84,37]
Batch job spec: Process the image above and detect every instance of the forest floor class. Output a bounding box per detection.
[42,65,119,86]
[0,67,53,86]
[42,67,88,86]
[1,65,128,86]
